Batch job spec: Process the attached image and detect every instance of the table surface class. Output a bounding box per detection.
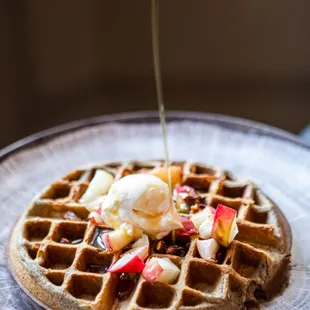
[1,111,310,310]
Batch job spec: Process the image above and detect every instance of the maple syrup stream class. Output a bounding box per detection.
[151,0,176,244]
[116,1,176,300]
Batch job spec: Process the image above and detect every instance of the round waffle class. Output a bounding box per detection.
[9,160,291,310]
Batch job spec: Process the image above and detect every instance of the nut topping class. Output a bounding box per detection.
[166,245,187,257]
[190,203,206,213]
[183,194,205,206]
[155,240,167,254]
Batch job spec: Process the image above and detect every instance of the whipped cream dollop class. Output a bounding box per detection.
[101,174,183,239]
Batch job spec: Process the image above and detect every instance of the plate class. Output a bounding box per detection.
[1,111,310,309]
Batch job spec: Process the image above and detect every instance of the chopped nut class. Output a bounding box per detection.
[184,194,205,206]
[166,245,187,257]
[155,240,167,254]
[190,203,206,213]
[60,238,70,244]
[122,169,132,177]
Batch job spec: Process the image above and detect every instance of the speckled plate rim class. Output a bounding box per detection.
[1,111,310,162]
[1,111,306,309]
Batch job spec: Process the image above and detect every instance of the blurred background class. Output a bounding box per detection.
[1,1,310,149]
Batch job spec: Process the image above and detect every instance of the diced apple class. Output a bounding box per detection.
[211,204,238,247]
[108,249,146,273]
[96,205,102,214]
[102,228,133,252]
[84,195,106,212]
[199,214,215,239]
[132,233,148,248]
[197,238,219,262]
[87,211,104,224]
[175,185,195,194]
[191,206,216,230]
[181,216,197,234]
[206,206,216,215]
[142,258,163,283]
[176,216,198,238]
[80,170,114,203]
[149,166,182,186]
[131,234,150,260]
[142,257,180,284]
[156,258,180,284]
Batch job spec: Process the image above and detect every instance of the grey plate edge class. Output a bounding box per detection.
[1,110,305,309]
[1,111,310,162]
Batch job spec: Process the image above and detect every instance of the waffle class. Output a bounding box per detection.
[9,160,291,310]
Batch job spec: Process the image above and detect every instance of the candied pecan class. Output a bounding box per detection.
[190,203,206,213]
[166,245,186,257]
[184,194,205,206]
[155,240,167,254]
[122,169,132,177]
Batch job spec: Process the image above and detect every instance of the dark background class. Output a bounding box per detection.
[1,1,310,149]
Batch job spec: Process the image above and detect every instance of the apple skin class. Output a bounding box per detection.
[191,206,216,230]
[155,258,180,284]
[102,233,113,252]
[176,216,198,239]
[142,258,163,283]
[102,229,133,252]
[142,257,180,284]
[211,204,238,247]
[132,234,149,260]
[108,253,145,273]
[87,211,104,224]
[208,206,216,215]
[96,205,102,214]
[180,216,198,235]
[175,185,195,194]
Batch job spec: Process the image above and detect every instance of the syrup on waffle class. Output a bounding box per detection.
[9,160,291,310]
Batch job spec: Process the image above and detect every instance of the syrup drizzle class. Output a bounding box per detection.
[152,0,176,244]
[151,0,171,193]
[116,3,177,301]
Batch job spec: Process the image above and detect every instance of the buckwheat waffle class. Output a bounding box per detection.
[9,160,291,310]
